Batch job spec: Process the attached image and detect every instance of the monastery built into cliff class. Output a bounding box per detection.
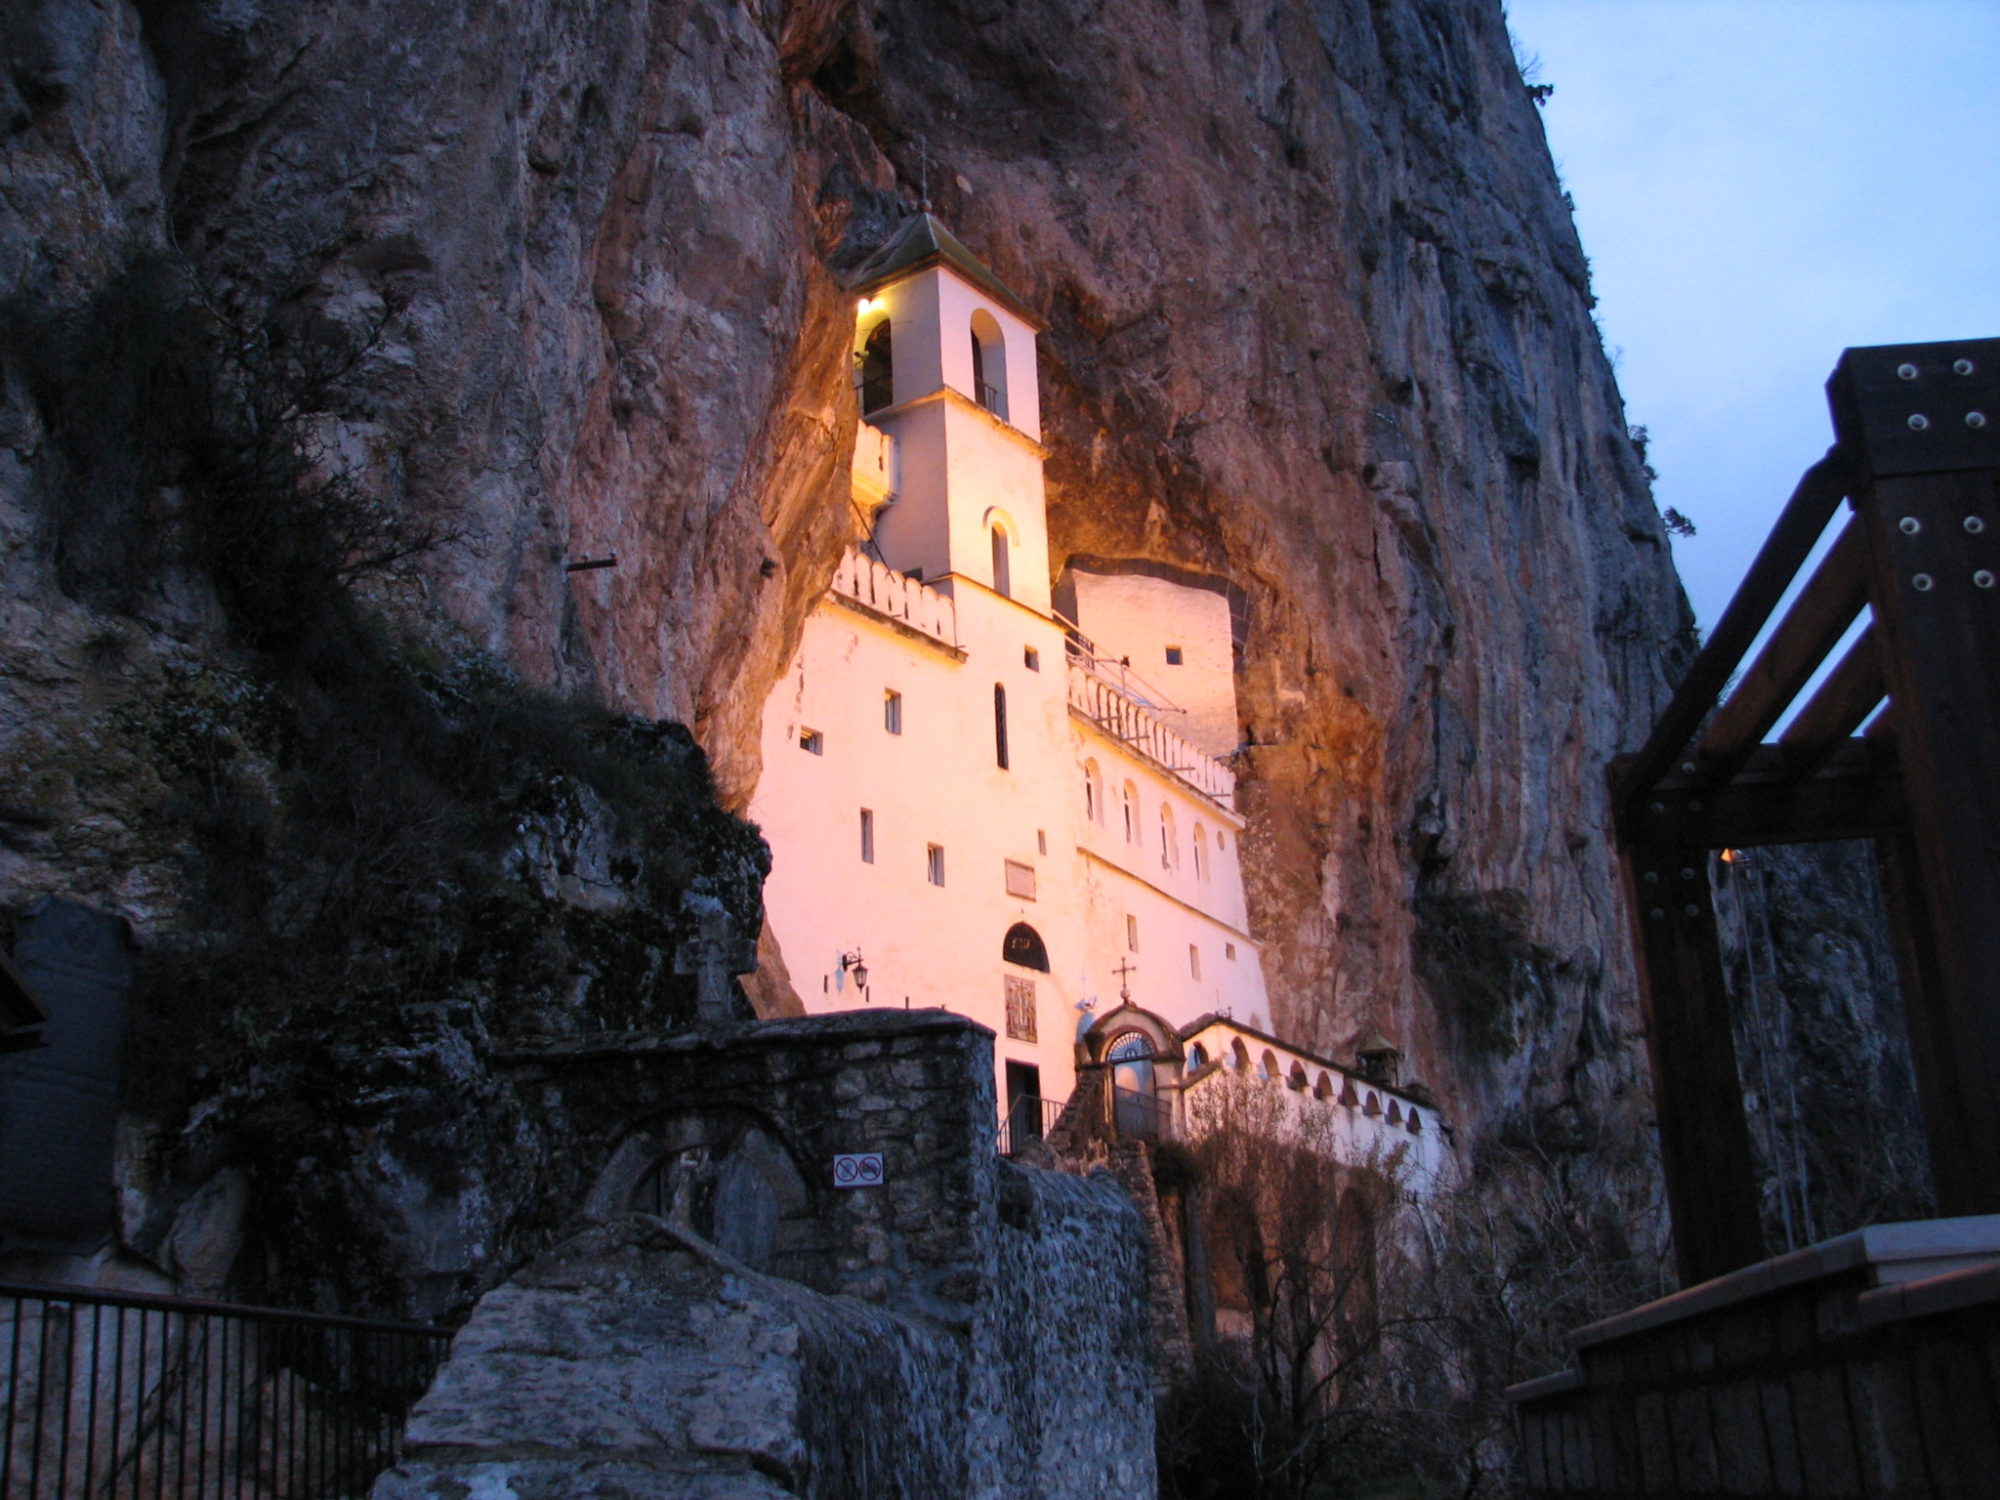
[750,215,1440,1175]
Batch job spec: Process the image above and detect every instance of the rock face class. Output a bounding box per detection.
[1714,843,1933,1246]
[1,0,1692,1302]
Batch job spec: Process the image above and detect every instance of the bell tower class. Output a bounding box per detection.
[848,216,1052,613]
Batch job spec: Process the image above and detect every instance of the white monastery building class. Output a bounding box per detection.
[749,215,1441,1179]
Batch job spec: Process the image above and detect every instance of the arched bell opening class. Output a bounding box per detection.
[858,319,893,414]
[969,308,1009,420]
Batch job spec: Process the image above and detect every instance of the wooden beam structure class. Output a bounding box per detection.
[1611,336,2000,1283]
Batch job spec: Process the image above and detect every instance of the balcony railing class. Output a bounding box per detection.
[830,547,958,649]
[1,1280,449,1499]
[1066,658,1235,808]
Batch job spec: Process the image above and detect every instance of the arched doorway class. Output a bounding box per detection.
[1108,1032,1161,1139]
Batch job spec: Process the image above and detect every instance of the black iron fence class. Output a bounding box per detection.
[2,1281,450,1499]
[1112,1086,1170,1142]
[998,1094,1064,1157]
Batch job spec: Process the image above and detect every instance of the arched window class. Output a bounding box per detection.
[1122,782,1138,843]
[1193,824,1208,881]
[990,523,1012,598]
[994,683,1009,769]
[1159,804,1178,871]
[859,320,893,414]
[1260,1049,1279,1082]
[1314,1071,1334,1101]
[1230,1038,1251,1070]
[1083,759,1104,824]
[1287,1060,1308,1091]
[1187,1043,1209,1071]
[1002,922,1050,971]
[969,309,1008,420]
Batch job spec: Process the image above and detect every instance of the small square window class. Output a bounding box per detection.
[1126,914,1139,952]
[860,808,875,864]
[1165,645,1184,665]
[1189,944,1201,980]
[1037,829,1047,855]
[1024,646,1041,671]
[1226,942,1238,961]
[884,690,903,735]
[927,844,946,886]
[799,728,824,754]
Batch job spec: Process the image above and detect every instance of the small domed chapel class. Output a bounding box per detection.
[750,215,1438,1169]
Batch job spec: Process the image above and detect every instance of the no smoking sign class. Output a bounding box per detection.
[832,1153,884,1188]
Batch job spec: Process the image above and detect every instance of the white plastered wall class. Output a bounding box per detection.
[750,591,1083,1113]
[1071,571,1239,760]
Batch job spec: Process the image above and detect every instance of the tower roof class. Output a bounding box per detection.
[850,212,1044,330]
[1354,1027,1400,1058]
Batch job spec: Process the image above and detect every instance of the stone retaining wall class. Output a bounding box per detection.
[374,1011,1155,1499]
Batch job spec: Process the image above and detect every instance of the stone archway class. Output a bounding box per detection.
[587,1105,806,1276]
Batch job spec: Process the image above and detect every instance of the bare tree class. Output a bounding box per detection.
[1162,1072,1420,1500]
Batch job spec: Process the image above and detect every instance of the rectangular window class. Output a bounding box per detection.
[1126,914,1139,952]
[859,808,874,863]
[1005,976,1038,1042]
[1036,829,1047,855]
[799,728,824,754]
[1165,645,1184,665]
[1024,646,1041,671]
[1005,859,1037,900]
[1189,944,1201,980]
[884,690,902,735]
[994,684,1009,769]
[1226,941,1238,961]
[927,844,945,886]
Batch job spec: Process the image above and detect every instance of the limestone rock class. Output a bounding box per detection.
[1,0,1829,1313]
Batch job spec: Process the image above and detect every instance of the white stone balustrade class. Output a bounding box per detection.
[1066,659,1236,808]
[830,547,958,649]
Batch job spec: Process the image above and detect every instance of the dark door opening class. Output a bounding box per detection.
[1005,1059,1043,1147]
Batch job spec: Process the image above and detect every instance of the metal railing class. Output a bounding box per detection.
[830,547,959,649]
[1066,659,1236,807]
[1113,1086,1171,1142]
[974,378,1004,416]
[998,1095,1065,1156]
[2,1281,450,1499]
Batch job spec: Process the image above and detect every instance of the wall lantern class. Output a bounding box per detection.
[839,949,869,992]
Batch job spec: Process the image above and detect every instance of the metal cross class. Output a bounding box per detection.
[1111,959,1136,1003]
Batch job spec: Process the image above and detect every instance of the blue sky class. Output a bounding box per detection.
[1502,0,2000,629]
